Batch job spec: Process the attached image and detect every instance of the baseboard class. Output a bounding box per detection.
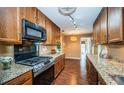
[65,57,80,60]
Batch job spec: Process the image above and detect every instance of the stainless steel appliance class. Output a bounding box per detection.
[14,40,54,85]
[22,19,46,41]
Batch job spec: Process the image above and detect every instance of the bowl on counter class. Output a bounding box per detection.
[0,57,13,70]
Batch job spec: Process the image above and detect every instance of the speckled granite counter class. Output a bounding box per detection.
[87,54,124,85]
[0,62,33,84]
[39,53,65,61]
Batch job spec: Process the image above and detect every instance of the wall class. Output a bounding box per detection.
[108,45,124,60]
[64,34,92,59]
[96,44,124,61]
[0,45,14,57]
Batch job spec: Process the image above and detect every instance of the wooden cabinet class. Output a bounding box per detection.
[36,9,46,28]
[0,7,61,45]
[54,54,65,78]
[56,26,61,42]
[52,23,60,44]
[93,8,108,44]
[100,8,108,44]
[93,7,124,44]
[5,70,33,85]
[45,17,60,44]
[98,74,106,85]
[24,7,37,23]
[0,7,22,44]
[86,56,98,85]
[93,14,101,44]
[45,17,52,44]
[108,7,124,43]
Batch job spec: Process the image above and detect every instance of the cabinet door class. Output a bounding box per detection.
[93,21,97,44]
[93,16,101,44]
[0,7,18,44]
[45,17,52,44]
[56,26,60,42]
[54,55,65,78]
[24,7,37,23]
[98,74,106,85]
[95,18,101,44]
[54,60,60,78]
[16,7,25,44]
[5,70,32,85]
[100,8,108,44]
[37,9,46,28]
[86,56,98,85]
[51,23,56,44]
[108,7,123,43]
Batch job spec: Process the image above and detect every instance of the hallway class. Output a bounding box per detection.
[54,59,89,85]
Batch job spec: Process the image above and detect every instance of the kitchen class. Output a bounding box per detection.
[0,7,124,85]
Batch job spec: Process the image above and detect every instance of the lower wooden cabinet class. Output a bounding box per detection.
[86,56,106,85]
[86,56,98,85]
[54,54,65,78]
[98,74,106,85]
[5,70,33,85]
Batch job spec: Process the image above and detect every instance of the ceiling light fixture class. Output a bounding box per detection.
[58,7,77,16]
[58,7,78,29]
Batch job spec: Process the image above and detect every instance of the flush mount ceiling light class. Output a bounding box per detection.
[58,7,77,16]
[58,7,77,29]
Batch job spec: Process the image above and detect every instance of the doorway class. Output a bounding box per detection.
[80,38,92,80]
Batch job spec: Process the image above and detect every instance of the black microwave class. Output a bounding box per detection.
[22,19,46,41]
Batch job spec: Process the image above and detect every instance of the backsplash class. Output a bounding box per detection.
[38,44,56,55]
[98,44,124,61]
[0,45,14,57]
[108,44,124,60]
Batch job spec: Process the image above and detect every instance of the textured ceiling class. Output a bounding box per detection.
[38,7,102,35]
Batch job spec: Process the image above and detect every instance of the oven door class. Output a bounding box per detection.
[34,65,54,85]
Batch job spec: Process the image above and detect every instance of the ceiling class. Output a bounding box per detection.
[38,7,102,35]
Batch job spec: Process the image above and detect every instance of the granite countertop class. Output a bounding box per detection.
[0,62,33,85]
[39,53,65,61]
[87,54,124,85]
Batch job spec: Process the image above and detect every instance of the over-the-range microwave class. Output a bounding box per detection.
[22,19,46,41]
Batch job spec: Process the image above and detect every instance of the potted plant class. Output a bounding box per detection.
[56,41,61,54]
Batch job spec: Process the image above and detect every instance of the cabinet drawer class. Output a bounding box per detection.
[5,70,32,85]
[98,74,106,85]
[23,78,32,85]
[55,54,65,62]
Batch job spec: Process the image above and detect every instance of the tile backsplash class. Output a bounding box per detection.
[108,44,124,60]
[0,45,14,57]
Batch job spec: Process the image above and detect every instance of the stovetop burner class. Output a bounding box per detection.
[17,56,53,66]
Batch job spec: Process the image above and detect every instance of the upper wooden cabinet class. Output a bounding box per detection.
[45,17,52,44]
[108,7,123,43]
[93,7,124,44]
[93,15,101,44]
[100,8,108,44]
[0,7,61,45]
[45,17,60,44]
[24,7,37,23]
[0,7,22,44]
[93,8,108,45]
[36,9,46,28]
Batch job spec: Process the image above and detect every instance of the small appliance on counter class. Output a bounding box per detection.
[51,49,56,54]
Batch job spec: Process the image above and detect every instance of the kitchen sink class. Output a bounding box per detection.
[110,75,124,85]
